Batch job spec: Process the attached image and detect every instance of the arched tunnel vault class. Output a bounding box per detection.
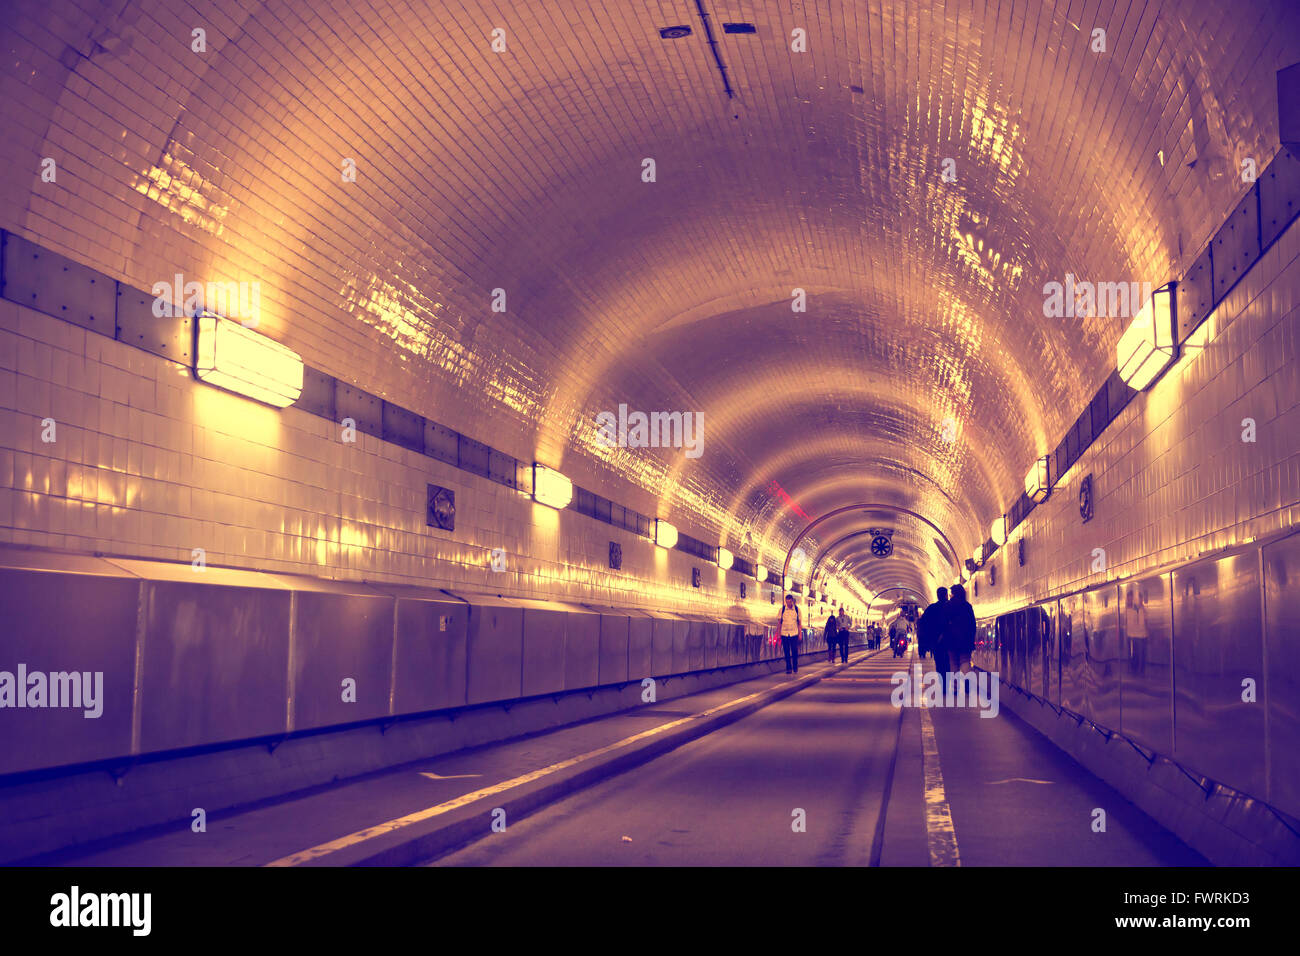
[3,0,1299,607]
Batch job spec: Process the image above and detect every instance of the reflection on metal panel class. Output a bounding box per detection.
[392,598,467,714]
[628,617,653,679]
[466,605,523,705]
[598,615,630,685]
[651,618,675,675]
[1059,592,1084,716]
[563,611,600,690]
[1263,532,1300,819]
[672,620,691,674]
[1119,574,1173,755]
[521,608,566,697]
[291,592,394,730]
[0,568,139,775]
[140,582,290,753]
[1083,586,1121,731]
[1173,553,1265,798]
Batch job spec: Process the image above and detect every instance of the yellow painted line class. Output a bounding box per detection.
[920,683,961,867]
[265,682,790,867]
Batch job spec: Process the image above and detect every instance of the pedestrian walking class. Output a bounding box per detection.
[824,611,839,663]
[944,584,976,674]
[778,594,803,674]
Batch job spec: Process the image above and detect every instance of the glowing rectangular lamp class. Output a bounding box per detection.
[655,519,678,549]
[717,547,734,570]
[755,564,767,581]
[990,516,1007,546]
[1116,284,1176,390]
[972,543,984,565]
[1025,456,1051,503]
[194,314,302,407]
[783,575,794,590]
[532,464,573,509]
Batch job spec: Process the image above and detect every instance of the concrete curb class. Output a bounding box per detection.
[987,672,1300,866]
[308,648,889,866]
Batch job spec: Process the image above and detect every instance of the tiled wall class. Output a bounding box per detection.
[971,215,1300,616]
[0,295,778,622]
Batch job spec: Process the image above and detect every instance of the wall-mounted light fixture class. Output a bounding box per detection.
[532,464,573,509]
[1117,283,1177,390]
[783,575,794,590]
[655,519,678,549]
[717,547,734,570]
[972,543,985,566]
[755,564,767,581]
[194,313,303,407]
[1025,456,1051,503]
[990,516,1007,547]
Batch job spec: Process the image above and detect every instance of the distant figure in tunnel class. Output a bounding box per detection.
[824,611,839,663]
[779,594,803,674]
[944,585,976,674]
[919,588,950,679]
[836,607,851,662]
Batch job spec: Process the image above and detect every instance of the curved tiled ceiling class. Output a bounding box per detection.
[2,0,1297,601]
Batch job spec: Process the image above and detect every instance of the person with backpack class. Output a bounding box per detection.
[777,594,803,674]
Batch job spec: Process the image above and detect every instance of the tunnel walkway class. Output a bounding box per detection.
[34,647,1203,868]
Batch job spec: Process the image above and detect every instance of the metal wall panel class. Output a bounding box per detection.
[114,285,191,365]
[423,420,460,466]
[672,619,691,674]
[1119,574,1174,755]
[1025,605,1044,698]
[1173,552,1265,797]
[0,568,139,775]
[1212,187,1261,303]
[521,608,566,697]
[0,232,116,337]
[139,581,290,753]
[563,610,600,690]
[466,604,523,705]
[650,617,675,675]
[1259,148,1300,249]
[1263,532,1300,819]
[291,592,393,730]
[628,616,653,679]
[381,401,425,454]
[597,614,629,685]
[1083,585,1122,731]
[391,597,468,714]
[296,367,336,419]
[334,382,383,438]
[1178,246,1215,343]
[1058,592,1085,716]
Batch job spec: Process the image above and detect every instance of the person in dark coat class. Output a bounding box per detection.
[824,612,839,663]
[919,587,950,679]
[944,584,977,674]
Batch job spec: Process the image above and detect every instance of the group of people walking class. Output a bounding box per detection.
[775,596,854,674]
[916,585,977,675]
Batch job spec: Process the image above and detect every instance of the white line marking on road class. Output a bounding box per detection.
[987,777,1054,785]
[919,691,961,867]
[265,681,792,867]
[419,772,483,781]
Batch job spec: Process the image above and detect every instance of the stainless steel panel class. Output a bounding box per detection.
[1263,532,1300,818]
[0,568,138,774]
[672,619,691,674]
[392,597,468,714]
[598,614,629,685]
[1058,592,1085,716]
[1,232,115,337]
[685,619,706,670]
[381,400,424,453]
[466,604,523,705]
[1119,574,1174,755]
[334,381,382,437]
[139,581,290,753]
[650,617,674,675]
[291,592,394,729]
[1178,246,1215,342]
[1173,553,1266,797]
[521,608,566,697]
[1259,147,1300,249]
[296,367,336,419]
[1212,187,1260,302]
[563,610,600,690]
[114,284,191,365]
[628,616,653,679]
[1083,585,1122,731]
[1025,605,1045,698]
[701,620,718,669]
